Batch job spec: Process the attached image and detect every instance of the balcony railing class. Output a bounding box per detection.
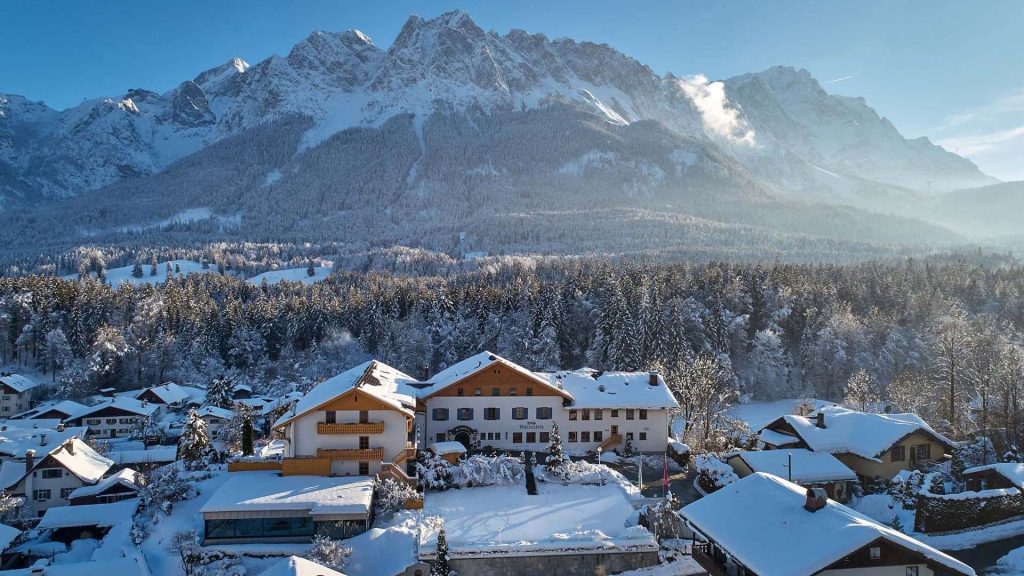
[316,448,384,461]
[317,421,385,435]
[692,543,731,576]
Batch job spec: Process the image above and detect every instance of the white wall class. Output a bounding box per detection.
[15,464,89,516]
[0,391,31,416]
[288,407,410,475]
[559,408,670,454]
[80,415,142,439]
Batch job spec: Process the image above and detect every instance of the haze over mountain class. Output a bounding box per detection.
[0,10,1011,261]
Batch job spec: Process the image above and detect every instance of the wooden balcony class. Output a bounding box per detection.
[316,448,384,461]
[692,543,731,576]
[317,421,384,435]
[391,444,418,465]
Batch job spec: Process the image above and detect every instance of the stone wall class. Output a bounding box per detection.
[915,487,1024,533]
[446,550,660,576]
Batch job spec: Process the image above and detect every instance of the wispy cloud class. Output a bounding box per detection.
[676,75,755,145]
[937,124,1024,156]
[931,89,1024,134]
[824,75,854,84]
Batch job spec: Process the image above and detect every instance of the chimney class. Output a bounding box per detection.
[648,372,659,386]
[39,433,47,447]
[815,413,826,429]
[65,440,74,456]
[804,487,828,512]
[24,449,34,473]
[421,364,430,381]
[56,423,64,432]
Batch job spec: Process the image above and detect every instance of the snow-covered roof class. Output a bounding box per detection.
[37,498,138,529]
[541,369,678,409]
[0,557,145,576]
[68,396,159,420]
[67,467,140,500]
[136,382,192,404]
[730,449,857,483]
[0,425,86,458]
[259,556,346,576]
[963,462,1024,488]
[197,405,234,421]
[107,446,177,465]
[47,438,114,483]
[200,472,374,516]
[275,361,420,428]
[757,427,804,447]
[429,441,467,455]
[760,405,954,461]
[420,351,570,400]
[0,374,38,394]
[11,400,89,420]
[0,523,20,552]
[681,473,974,576]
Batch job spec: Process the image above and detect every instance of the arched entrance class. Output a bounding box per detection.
[454,431,472,450]
[448,425,477,451]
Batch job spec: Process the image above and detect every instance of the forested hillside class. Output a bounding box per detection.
[2,255,1020,451]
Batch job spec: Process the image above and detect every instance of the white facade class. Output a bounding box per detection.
[0,390,32,417]
[15,463,90,516]
[286,407,411,476]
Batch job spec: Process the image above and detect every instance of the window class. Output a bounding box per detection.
[491,387,500,396]
[40,469,62,479]
[106,418,117,424]
[433,408,450,421]
[119,418,132,424]
[536,407,552,420]
[526,387,533,396]
[436,433,446,442]
[568,431,578,442]
[87,419,101,425]
[611,410,619,418]
[869,546,881,559]
[639,432,647,441]
[540,432,550,444]
[512,407,528,420]
[359,411,369,424]
[626,432,634,441]
[582,409,591,421]
[474,388,481,396]
[890,445,906,462]
[639,409,648,420]
[915,444,932,461]
[33,489,50,501]
[509,388,517,396]
[359,436,369,450]
[594,431,603,442]
[205,517,315,541]
[457,388,464,397]
[484,408,501,421]
[358,462,369,475]
[906,567,919,576]
[513,433,523,443]
[457,408,474,421]
[526,432,536,443]
[594,410,603,420]
[325,411,336,424]
[581,431,591,443]
[569,410,578,421]
[626,409,635,420]
[60,487,75,499]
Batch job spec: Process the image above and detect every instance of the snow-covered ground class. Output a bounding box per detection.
[247,266,332,285]
[63,259,221,287]
[996,547,1024,575]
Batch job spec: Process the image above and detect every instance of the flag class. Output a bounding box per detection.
[662,454,669,492]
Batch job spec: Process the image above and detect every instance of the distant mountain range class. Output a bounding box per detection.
[0,10,1014,260]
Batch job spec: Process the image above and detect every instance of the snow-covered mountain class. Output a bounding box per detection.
[0,11,1003,257]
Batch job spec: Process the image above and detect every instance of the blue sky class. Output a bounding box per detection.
[2,0,1022,180]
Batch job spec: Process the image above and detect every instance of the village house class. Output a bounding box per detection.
[725,448,858,502]
[134,382,202,409]
[962,462,1024,492]
[0,438,114,516]
[273,361,419,481]
[0,375,38,417]
[419,352,678,454]
[0,423,86,463]
[197,405,234,437]
[682,472,975,576]
[64,397,159,439]
[10,400,88,422]
[757,405,955,482]
[36,498,137,543]
[200,471,375,543]
[66,467,142,505]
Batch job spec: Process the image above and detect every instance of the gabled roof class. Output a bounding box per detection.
[0,425,86,458]
[11,400,89,421]
[963,462,1024,488]
[67,467,141,500]
[37,498,138,530]
[539,369,677,409]
[0,438,113,489]
[418,351,571,400]
[681,473,974,576]
[759,405,954,462]
[274,361,420,428]
[259,556,346,576]
[136,382,204,405]
[197,405,234,421]
[730,449,857,483]
[0,374,38,394]
[67,396,159,421]
[0,523,19,552]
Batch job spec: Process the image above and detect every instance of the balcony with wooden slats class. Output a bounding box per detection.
[316,448,384,461]
[317,421,385,435]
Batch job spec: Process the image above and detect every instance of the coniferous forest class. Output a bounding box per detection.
[2,253,1021,453]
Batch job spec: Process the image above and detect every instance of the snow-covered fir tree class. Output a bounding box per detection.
[178,408,214,467]
[431,528,454,576]
[545,422,564,471]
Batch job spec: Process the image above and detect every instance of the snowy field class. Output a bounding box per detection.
[61,260,334,288]
[247,266,333,285]
[420,481,653,556]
